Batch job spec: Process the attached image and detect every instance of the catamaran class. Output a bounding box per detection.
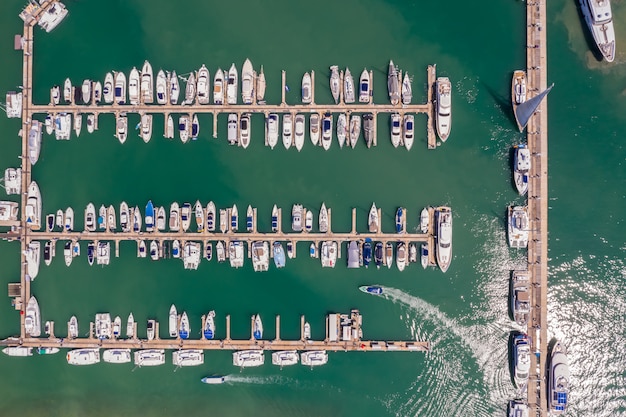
[436,206,453,272]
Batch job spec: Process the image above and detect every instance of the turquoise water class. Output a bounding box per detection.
[0,0,625,416]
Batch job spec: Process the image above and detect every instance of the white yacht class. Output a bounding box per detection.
[420,207,430,233]
[349,114,361,148]
[95,313,112,340]
[387,60,400,105]
[282,113,293,149]
[103,72,114,103]
[114,71,126,104]
[140,113,153,143]
[390,113,401,148]
[272,350,299,367]
[301,351,328,367]
[116,114,128,144]
[329,65,340,104]
[147,319,156,341]
[127,312,135,338]
[103,349,132,364]
[321,112,332,150]
[227,113,238,145]
[73,113,82,137]
[156,69,167,104]
[241,58,254,104]
[197,64,210,104]
[206,201,216,232]
[219,209,228,233]
[294,114,305,151]
[45,113,54,135]
[337,113,347,148]
[262,113,278,150]
[436,206,453,272]
[580,0,616,62]
[240,113,251,149]
[368,203,379,233]
[169,70,180,104]
[128,67,140,105]
[512,70,527,107]
[213,68,224,104]
[436,77,452,142]
[2,347,33,357]
[94,81,102,103]
[169,305,178,337]
[133,205,142,232]
[107,205,116,232]
[256,65,266,103]
[156,206,166,231]
[344,68,355,104]
[508,206,529,249]
[231,204,239,231]
[359,69,371,103]
[67,349,100,365]
[137,240,147,258]
[25,181,41,230]
[513,144,531,195]
[233,350,264,368]
[514,334,531,387]
[385,242,394,268]
[549,341,570,414]
[43,240,54,266]
[97,241,110,265]
[251,241,269,272]
[420,242,429,269]
[292,204,303,232]
[150,240,159,261]
[50,84,60,105]
[246,205,254,232]
[173,349,204,367]
[271,204,279,232]
[25,296,41,337]
[511,271,531,326]
[227,63,238,105]
[320,241,337,268]
[228,241,244,268]
[319,203,329,233]
[363,113,375,148]
[184,71,196,104]
[63,78,72,102]
[81,79,91,104]
[86,114,95,134]
[301,72,312,104]
[402,72,412,104]
[134,349,165,367]
[165,114,174,139]
[310,113,320,146]
[64,207,74,232]
[64,240,73,267]
[183,241,201,270]
[178,115,190,144]
[396,242,407,271]
[27,119,41,165]
[403,114,415,151]
[195,200,205,232]
[169,202,180,231]
[172,240,181,259]
[54,112,71,140]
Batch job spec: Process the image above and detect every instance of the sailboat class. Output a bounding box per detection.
[329,66,340,104]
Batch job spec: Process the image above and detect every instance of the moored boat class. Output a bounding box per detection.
[266,113,279,149]
[169,70,180,104]
[401,72,412,104]
[194,200,204,232]
[436,77,452,141]
[133,205,142,232]
[227,63,238,105]
[548,341,570,414]
[273,241,286,268]
[137,240,146,258]
[319,203,328,233]
[116,114,128,144]
[359,285,383,295]
[329,65,340,104]
[363,113,374,148]
[204,310,216,339]
[508,400,529,417]
[68,315,78,338]
[25,296,41,337]
[359,69,370,103]
[272,350,299,367]
[320,241,337,268]
[81,79,91,104]
[579,0,615,62]
[301,72,312,104]
[253,314,263,340]
[507,205,529,249]
[385,242,394,268]
[239,113,251,148]
[129,67,140,105]
[140,113,152,143]
[513,333,531,388]
[127,313,135,338]
[150,240,159,260]
[246,205,254,232]
[173,349,204,367]
[310,113,320,146]
[232,350,264,367]
[420,207,430,233]
[197,64,210,104]
[103,72,114,103]
[349,114,361,148]
[511,270,530,326]
[184,71,196,104]
[2,347,33,356]
[156,69,167,104]
[134,349,165,367]
[436,206,453,272]
[103,349,132,364]
[294,114,305,151]
[156,206,166,231]
[178,115,190,144]
[147,319,156,340]
[241,58,254,104]
[231,204,239,231]
[251,241,269,272]
[396,242,407,271]
[304,210,313,232]
[301,351,328,367]
[168,304,177,338]
[213,68,224,105]
[67,349,100,365]
[63,78,72,102]
[321,112,332,150]
[271,204,279,232]
[291,204,303,232]
[337,113,347,148]
[420,242,429,269]
[94,81,102,103]
[368,203,379,233]
[181,202,191,231]
[256,65,266,103]
[344,68,355,104]
[141,60,154,103]
[145,200,155,232]
[179,312,190,339]
[64,207,74,232]
[114,71,126,104]
[282,113,293,149]
[403,114,414,150]
[390,113,401,148]
[395,207,405,233]
[112,316,122,339]
[387,60,400,105]
[513,144,531,195]
[169,202,180,231]
[206,201,216,232]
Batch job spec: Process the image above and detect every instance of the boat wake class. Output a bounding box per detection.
[223,375,292,386]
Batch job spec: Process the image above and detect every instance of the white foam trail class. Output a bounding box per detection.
[224,374,290,385]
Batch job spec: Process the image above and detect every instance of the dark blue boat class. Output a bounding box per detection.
[87,242,95,266]
[362,238,372,268]
[359,285,383,295]
[395,207,404,233]
[374,242,383,269]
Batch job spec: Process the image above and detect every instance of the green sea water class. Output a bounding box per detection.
[0,0,625,416]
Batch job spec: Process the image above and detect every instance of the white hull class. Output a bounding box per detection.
[67,349,100,365]
[241,58,254,104]
[233,350,264,367]
[436,77,452,141]
[169,304,177,337]
[103,349,132,364]
[25,296,41,337]
[301,350,328,367]
[227,63,238,105]
[173,349,204,367]
[436,206,453,272]
[134,349,165,366]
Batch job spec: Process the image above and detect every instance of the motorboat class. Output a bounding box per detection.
[3,168,21,195]
[86,114,95,133]
[181,202,191,231]
[246,205,254,232]
[337,113,347,148]
[165,114,174,139]
[145,200,155,232]
[402,72,412,104]
[349,114,361,148]
[169,304,178,338]
[219,209,228,233]
[310,241,319,256]
[231,204,239,231]
[28,120,42,165]
[304,322,311,339]
[304,210,313,232]
[54,113,71,140]
[513,334,531,387]
[287,241,294,258]
[141,60,154,103]
[271,204,279,232]
[64,207,74,232]
[43,240,53,266]
[321,112,332,150]
[227,113,238,145]
[129,67,140,105]
[239,113,251,148]
[178,312,190,339]
[201,376,226,384]
[233,350,264,367]
[39,347,60,355]
[420,242,429,269]
[368,203,379,233]
[178,115,190,144]
[197,64,210,104]
[156,69,167,104]
[273,242,286,268]
[193,114,201,139]
[94,81,102,103]
[50,85,60,104]
[169,202,180,231]
[81,79,91,104]
[173,349,204,367]
[436,206,453,272]
[195,200,204,232]
[282,113,293,149]
[64,241,73,267]
[213,68,224,104]
[256,65,266,103]
[396,242,407,271]
[580,0,615,62]
[25,296,41,337]
[204,310,216,339]
[512,70,527,107]
[72,240,80,259]
[385,242,394,269]
[25,241,40,279]
[266,113,279,149]
[301,72,312,104]
[228,241,244,268]
[134,349,165,367]
[344,67,355,103]
[96,241,110,265]
[301,351,328,367]
[390,113,401,147]
[359,285,383,295]
[251,241,269,272]
[310,113,320,146]
[294,114,305,151]
[403,114,414,150]
[127,313,135,338]
[227,63,238,105]
[73,113,82,137]
[137,240,146,258]
[206,201,216,232]
[169,70,180,104]
[103,72,114,103]
[292,204,303,232]
[95,313,112,339]
[116,114,128,144]
[513,144,531,195]
[67,349,100,365]
[25,181,41,230]
[140,113,153,143]
[362,238,372,268]
[103,349,132,364]
[45,113,54,135]
[184,71,196,104]
[394,207,405,234]
[133,205,142,232]
[387,60,400,105]
[319,203,328,233]
[204,241,213,261]
[172,239,181,258]
[511,270,530,326]
[114,71,126,104]
[241,58,254,104]
[63,78,72,102]
[320,241,337,267]
[363,113,374,148]
[112,316,121,339]
[2,347,33,356]
[46,214,55,232]
[508,205,529,249]
[420,207,430,233]
[150,240,159,260]
[272,350,299,367]
[147,319,156,341]
[107,205,116,232]
[436,77,452,141]
[87,242,95,265]
[359,69,370,103]
[253,314,263,339]
[549,341,570,414]
[329,65,340,104]
[156,206,166,231]
[216,241,226,262]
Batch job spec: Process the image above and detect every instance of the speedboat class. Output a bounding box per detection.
[321,112,332,150]
[134,349,165,367]
[192,115,200,140]
[140,113,152,143]
[127,312,135,338]
[145,200,155,232]
[25,181,41,230]
[390,113,401,147]
[178,115,190,144]
[241,58,254,104]
[227,113,238,145]
[402,72,412,105]
[195,200,204,232]
[549,341,570,414]
[301,351,328,367]
[169,304,177,338]
[50,85,60,104]
[513,144,531,195]
[246,205,254,232]
[129,67,140,105]
[81,79,91,104]
[43,241,53,266]
[87,242,95,265]
[103,349,132,364]
[251,241,269,272]
[385,242,394,269]
[204,311,216,339]
[216,241,226,262]
[184,71,196,104]
[403,114,414,150]
[112,316,122,339]
[94,81,102,103]
[228,241,244,268]
[253,314,263,339]
[201,376,226,384]
[359,285,383,295]
[116,114,128,144]
[141,60,154,103]
[513,334,531,388]
[266,113,279,149]
[197,64,210,104]
[337,113,347,148]
[173,350,204,367]
[213,68,224,104]
[169,70,180,104]
[103,72,114,103]
[73,113,82,137]
[233,350,264,367]
[156,69,167,104]
[179,312,190,339]
[349,114,361,148]
[396,242,407,271]
[420,207,430,233]
[114,71,126,104]
[420,242,429,269]
[310,113,320,146]
[271,204,279,232]
[436,206,453,272]
[511,271,530,326]
[344,68,355,103]
[301,72,312,104]
[294,114,305,151]
[329,65,340,104]
[310,242,317,258]
[64,207,74,232]
[387,60,400,105]
[580,0,615,62]
[156,206,166,231]
[256,65,266,103]
[3,347,34,356]
[272,350,299,367]
[282,113,293,149]
[86,114,95,133]
[219,209,228,233]
[137,240,146,258]
[273,242,286,268]
[239,113,251,148]
[204,241,213,261]
[363,113,374,148]
[368,203,379,233]
[231,204,239,231]
[165,114,174,139]
[150,240,159,260]
[305,210,313,232]
[319,203,328,233]
[169,202,180,231]
[25,296,41,337]
[395,207,405,233]
[359,69,370,103]
[147,319,156,341]
[172,239,181,258]
[28,120,42,165]
[107,204,116,232]
[508,205,529,249]
[63,78,72,102]
[206,201,216,232]
[67,349,100,365]
[133,205,142,232]
[292,204,303,232]
[320,241,337,267]
[227,63,238,105]
[119,201,131,232]
[64,241,73,267]
[436,77,452,141]
[362,238,372,268]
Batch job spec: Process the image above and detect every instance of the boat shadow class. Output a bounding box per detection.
[507,271,515,321]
